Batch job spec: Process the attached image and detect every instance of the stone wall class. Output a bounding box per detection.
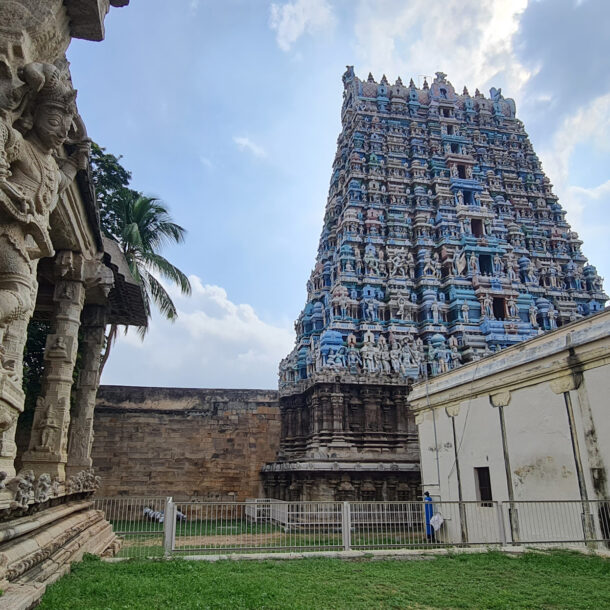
[92,386,280,499]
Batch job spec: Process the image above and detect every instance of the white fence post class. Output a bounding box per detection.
[342,502,351,551]
[496,502,507,545]
[163,497,175,557]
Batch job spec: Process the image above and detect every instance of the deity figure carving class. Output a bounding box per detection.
[9,469,34,508]
[389,339,402,373]
[521,259,537,284]
[33,395,65,452]
[395,296,406,320]
[363,298,380,322]
[468,252,478,275]
[548,307,557,330]
[461,302,470,324]
[377,248,387,276]
[507,260,518,282]
[346,344,362,375]
[482,294,494,319]
[529,303,538,327]
[406,252,415,279]
[378,336,391,374]
[422,250,439,277]
[389,252,406,278]
[506,298,518,319]
[0,62,88,379]
[34,473,52,503]
[453,248,466,276]
[363,244,379,275]
[493,253,503,275]
[430,300,440,324]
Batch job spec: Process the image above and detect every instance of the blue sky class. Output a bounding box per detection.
[67,0,610,389]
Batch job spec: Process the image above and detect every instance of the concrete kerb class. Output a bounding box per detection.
[103,546,528,563]
[101,544,610,563]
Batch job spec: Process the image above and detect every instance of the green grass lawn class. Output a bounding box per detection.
[110,519,283,536]
[38,550,610,609]
[109,518,433,557]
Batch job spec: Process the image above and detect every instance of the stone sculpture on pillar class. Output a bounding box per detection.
[0,62,88,476]
[66,304,108,478]
[22,251,86,477]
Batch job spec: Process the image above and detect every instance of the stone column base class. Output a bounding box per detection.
[19,452,66,478]
[0,500,118,609]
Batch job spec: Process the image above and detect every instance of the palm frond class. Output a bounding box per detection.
[146,272,178,320]
[102,188,190,331]
[140,252,192,295]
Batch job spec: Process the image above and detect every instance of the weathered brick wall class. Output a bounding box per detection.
[92,386,280,500]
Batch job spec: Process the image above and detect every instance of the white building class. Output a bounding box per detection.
[409,308,610,546]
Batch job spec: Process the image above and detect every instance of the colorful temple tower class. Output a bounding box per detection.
[262,69,607,501]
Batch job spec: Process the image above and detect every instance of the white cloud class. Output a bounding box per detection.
[199,155,213,169]
[539,93,610,187]
[562,180,610,291]
[101,276,295,389]
[269,0,335,52]
[537,93,610,227]
[353,0,530,98]
[233,135,267,158]
[531,94,610,294]
[349,0,609,292]
[189,0,200,14]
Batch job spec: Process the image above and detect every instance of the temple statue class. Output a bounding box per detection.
[0,62,88,380]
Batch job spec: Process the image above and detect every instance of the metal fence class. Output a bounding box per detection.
[93,496,168,559]
[93,497,610,558]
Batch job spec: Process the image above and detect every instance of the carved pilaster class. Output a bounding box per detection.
[330,392,344,432]
[0,49,90,477]
[22,252,85,478]
[66,304,106,478]
[363,386,382,432]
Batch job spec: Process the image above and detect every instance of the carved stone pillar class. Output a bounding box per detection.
[66,304,106,478]
[0,270,36,476]
[22,252,85,478]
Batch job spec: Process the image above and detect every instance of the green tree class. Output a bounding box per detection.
[110,192,192,321]
[22,320,50,413]
[90,144,192,370]
[90,142,138,242]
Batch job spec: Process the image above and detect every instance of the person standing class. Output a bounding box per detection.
[424,491,436,543]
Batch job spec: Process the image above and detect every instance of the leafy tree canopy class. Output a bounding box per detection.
[90,142,139,241]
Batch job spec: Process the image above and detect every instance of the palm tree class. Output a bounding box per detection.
[100,192,192,371]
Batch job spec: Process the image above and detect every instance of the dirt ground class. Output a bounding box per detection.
[126,532,291,548]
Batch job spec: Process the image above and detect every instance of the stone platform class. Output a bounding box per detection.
[0,499,117,609]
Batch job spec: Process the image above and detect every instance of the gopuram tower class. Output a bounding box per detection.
[262,68,607,502]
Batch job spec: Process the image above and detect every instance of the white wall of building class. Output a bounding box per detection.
[411,309,610,545]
